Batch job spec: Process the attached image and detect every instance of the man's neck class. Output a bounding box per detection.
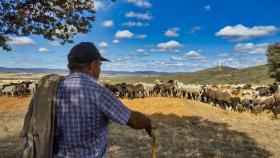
[69,70,98,80]
[70,69,87,74]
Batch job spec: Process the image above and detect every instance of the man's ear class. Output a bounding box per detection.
[90,60,98,68]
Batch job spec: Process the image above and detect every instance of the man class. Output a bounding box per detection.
[53,42,156,157]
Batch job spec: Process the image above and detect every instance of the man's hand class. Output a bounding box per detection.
[127,111,157,137]
[145,121,157,137]
[18,137,25,151]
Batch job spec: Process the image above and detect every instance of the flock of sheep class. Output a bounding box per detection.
[104,79,280,119]
[1,78,280,119]
[0,81,37,97]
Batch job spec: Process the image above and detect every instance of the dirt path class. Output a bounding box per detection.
[0,96,279,157]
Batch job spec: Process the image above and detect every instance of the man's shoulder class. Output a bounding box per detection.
[60,73,102,89]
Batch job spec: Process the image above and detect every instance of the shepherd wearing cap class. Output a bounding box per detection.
[20,42,157,158]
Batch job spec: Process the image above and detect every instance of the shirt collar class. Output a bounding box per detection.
[69,72,97,82]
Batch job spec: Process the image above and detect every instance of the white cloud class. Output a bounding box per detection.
[8,37,36,45]
[95,1,104,10]
[165,27,180,37]
[101,20,114,28]
[136,49,145,53]
[152,61,184,67]
[234,42,269,54]
[204,5,211,11]
[48,41,61,47]
[115,30,134,39]
[112,39,120,44]
[165,63,184,67]
[171,56,186,61]
[192,63,201,67]
[215,24,278,41]
[98,42,109,48]
[125,0,152,8]
[122,21,149,27]
[38,47,50,52]
[154,61,166,65]
[125,11,153,20]
[217,53,229,58]
[135,34,147,39]
[239,57,267,66]
[116,49,149,61]
[99,49,107,57]
[187,26,202,34]
[184,50,206,59]
[185,50,201,57]
[134,49,149,56]
[157,40,183,51]
[224,58,235,62]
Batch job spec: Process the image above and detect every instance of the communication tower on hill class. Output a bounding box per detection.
[219,60,224,72]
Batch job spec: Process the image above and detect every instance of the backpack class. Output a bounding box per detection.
[20,74,64,158]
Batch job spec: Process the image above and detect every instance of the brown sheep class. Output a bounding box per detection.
[271,106,280,118]
[230,97,241,111]
[250,104,263,115]
[262,96,275,107]
[216,90,231,109]
[236,104,245,113]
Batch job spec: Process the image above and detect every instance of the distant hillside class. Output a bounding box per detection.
[101,65,274,85]
[101,70,175,76]
[0,67,174,76]
[0,65,274,85]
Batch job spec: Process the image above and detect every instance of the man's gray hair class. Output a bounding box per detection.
[67,61,91,71]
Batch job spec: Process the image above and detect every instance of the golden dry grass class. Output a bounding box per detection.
[119,97,280,157]
[0,96,279,157]
[0,96,31,158]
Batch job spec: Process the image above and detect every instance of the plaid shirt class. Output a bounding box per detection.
[53,72,131,158]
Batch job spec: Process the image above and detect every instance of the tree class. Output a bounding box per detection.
[267,42,280,82]
[0,0,96,51]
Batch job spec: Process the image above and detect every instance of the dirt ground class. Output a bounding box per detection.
[0,96,279,158]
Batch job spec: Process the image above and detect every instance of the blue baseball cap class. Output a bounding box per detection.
[68,42,110,63]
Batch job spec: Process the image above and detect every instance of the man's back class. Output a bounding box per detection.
[53,72,131,158]
[20,42,156,158]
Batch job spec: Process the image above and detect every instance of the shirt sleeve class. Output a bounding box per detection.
[99,87,131,125]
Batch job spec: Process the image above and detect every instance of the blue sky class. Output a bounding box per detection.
[0,0,280,72]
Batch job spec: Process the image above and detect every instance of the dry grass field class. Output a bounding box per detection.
[0,96,280,158]
[0,73,44,85]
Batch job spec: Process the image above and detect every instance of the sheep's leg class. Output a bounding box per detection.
[195,92,199,100]
[198,92,202,101]
[190,93,194,100]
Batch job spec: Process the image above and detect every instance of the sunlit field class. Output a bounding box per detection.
[1,96,279,157]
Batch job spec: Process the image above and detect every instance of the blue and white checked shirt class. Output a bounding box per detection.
[53,72,131,158]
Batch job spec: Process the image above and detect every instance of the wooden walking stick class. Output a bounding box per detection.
[151,129,156,158]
